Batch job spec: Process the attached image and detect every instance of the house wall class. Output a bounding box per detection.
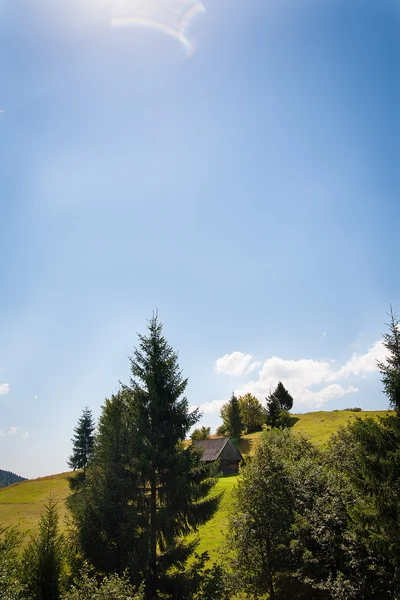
[220,459,240,474]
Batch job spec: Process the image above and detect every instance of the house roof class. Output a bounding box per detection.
[193,437,242,462]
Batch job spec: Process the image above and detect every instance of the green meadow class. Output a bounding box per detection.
[0,409,392,551]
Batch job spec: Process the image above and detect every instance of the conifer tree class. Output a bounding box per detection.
[67,391,144,578]
[123,315,220,599]
[68,316,220,599]
[272,381,294,412]
[377,306,400,414]
[68,407,95,477]
[22,496,64,600]
[220,393,243,440]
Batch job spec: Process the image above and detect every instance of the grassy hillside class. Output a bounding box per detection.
[238,409,393,459]
[0,472,71,536]
[0,410,392,547]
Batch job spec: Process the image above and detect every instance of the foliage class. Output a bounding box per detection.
[21,495,65,600]
[220,393,242,440]
[67,391,145,578]
[238,394,264,433]
[266,382,294,428]
[190,426,211,441]
[67,407,95,477]
[63,565,144,600]
[227,430,307,598]
[226,416,400,599]
[69,316,221,599]
[270,382,294,412]
[0,525,25,600]
[215,424,226,436]
[326,415,400,597]
[377,306,400,413]
[265,394,281,428]
[0,470,27,489]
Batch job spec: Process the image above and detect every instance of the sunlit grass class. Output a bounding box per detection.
[0,472,71,536]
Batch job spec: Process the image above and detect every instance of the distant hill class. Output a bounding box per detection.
[0,469,27,489]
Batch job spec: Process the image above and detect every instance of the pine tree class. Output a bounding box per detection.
[68,407,95,477]
[67,391,145,578]
[22,495,64,600]
[265,393,281,427]
[123,315,220,599]
[272,381,294,412]
[220,393,243,440]
[377,306,400,414]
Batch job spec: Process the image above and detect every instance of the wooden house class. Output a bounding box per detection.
[193,437,243,474]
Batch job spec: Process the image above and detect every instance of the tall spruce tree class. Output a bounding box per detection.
[220,393,243,440]
[123,315,220,599]
[68,316,220,599]
[68,407,95,476]
[377,306,400,414]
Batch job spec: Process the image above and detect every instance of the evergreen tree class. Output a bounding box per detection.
[123,316,220,599]
[377,306,400,413]
[272,381,294,412]
[220,393,242,440]
[67,391,145,578]
[68,407,95,477]
[68,316,220,599]
[265,394,281,427]
[238,393,264,433]
[265,382,294,427]
[22,496,64,600]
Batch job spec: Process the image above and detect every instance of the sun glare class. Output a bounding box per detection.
[112,0,206,55]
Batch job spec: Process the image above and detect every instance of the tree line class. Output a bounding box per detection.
[191,381,294,443]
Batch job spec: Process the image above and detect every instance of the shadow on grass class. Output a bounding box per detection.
[287,416,300,428]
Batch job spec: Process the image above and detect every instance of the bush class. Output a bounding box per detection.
[0,525,25,600]
[63,566,144,600]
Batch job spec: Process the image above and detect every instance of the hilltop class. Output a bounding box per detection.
[0,469,27,489]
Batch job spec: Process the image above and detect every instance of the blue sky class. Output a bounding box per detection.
[1,0,399,478]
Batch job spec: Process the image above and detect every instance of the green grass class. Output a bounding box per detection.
[238,410,393,458]
[0,410,393,545]
[189,475,238,563]
[0,472,71,536]
[290,409,392,447]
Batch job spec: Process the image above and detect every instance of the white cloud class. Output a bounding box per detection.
[21,431,30,440]
[0,383,9,395]
[215,352,259,377]
[197,398,226,414]
[202,339,385,413]
[336,340,386,378]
